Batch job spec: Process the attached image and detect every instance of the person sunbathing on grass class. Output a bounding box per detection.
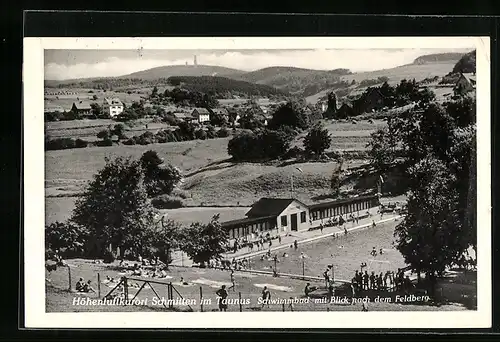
[82,280,96,293]
[75,278,84,292]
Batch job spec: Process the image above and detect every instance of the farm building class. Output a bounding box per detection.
[102,97,124,117]
[191,108,211,124]
[71,101,92,116]
[455,72,476,93]
[210,107,229,121]
[222,195,380,240]
[334,103,355,119]
[353,87,386,114]
[173,112,194,122]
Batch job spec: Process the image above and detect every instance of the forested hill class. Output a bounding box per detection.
[233,66,352,95]
[167,75,289,98]
[412,52,464,65]
[120,65,245,80]
[452,50,476,73]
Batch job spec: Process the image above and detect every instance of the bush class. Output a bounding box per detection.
[217,126,230,138]
[151,195,184,209]
[282,146,304,159]
[102,248,115,263]
[123,138,136,145]
[195,128,207,140]
[96,138,113,147]
[303,124,332,156]
[75,138,89,148]
[206,125,216,139]
[171,188,189,199]
[45,137,76,150]
[97,129,110,140]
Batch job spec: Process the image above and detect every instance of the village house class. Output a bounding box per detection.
[335,103,355,119]
[353,87,385,115]
[455,72,476,93]
[102,97,124,117]
[71,101,92,116]
[191,108,211,124]
[210,107,229,121]
[172,112,194,122]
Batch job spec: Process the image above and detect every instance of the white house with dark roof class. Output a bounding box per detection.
[103,97,124,117]
[221,195,380,240]
[191,108,211,124]
[455,72,476,93]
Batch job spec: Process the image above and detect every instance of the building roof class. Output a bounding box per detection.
[192,107,210,114]
[245,198,307,218]
[73,101,92,110]
[104,97,123,106]
[44,105,65,113]
[308,195,379,211]
[461,73,476,84]
[221,215,277,229]
[211,108,228,115]
[173,112,193,119]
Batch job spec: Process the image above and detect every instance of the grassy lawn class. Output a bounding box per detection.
[341,62,455,85]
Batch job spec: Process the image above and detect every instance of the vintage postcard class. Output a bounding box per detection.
[24,37,491,328]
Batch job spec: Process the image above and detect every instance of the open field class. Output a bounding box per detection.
[44,88,145,111]
[46,220,475,312]
[341,62,455,85]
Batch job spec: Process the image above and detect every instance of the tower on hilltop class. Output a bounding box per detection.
[194,55,198,67]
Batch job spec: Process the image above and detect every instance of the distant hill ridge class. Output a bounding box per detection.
[120,64,246,80]
[412,52,465,65]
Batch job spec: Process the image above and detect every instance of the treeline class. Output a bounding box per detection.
[46,122,231,151]
[167,75,288,98]
[44,77,171,90]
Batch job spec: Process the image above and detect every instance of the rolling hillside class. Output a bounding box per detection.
[306,62,457,104]
[120,64,245,80]
[232,66,352,95]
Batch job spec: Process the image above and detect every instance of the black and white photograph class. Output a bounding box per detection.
[23,37,491,328]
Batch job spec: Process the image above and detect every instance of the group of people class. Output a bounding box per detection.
[75,277,96,293]
[351,268,414,293]
[208,257,250,271]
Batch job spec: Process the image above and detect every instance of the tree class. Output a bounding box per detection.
[152,86,158,97]
[260,129,293,159]
[91,103,103,117]
[112,124,126,140]
[180,214,229,267]
[327,92,337,112]
[97,129,110,140]
[268,101,309,130]
[227,131,259,161]
[303,124,332,156]
[330,160,344,196]
[144,216,181,267]
[45,221,88,258]
[71,156,157,258]
[140,150,182,197]
[366,127,397,173]
[394,156,462,286]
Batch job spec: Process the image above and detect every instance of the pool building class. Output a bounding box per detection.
[222,195,380,240]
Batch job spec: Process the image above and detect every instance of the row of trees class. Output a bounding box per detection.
[367,94,476,287]
[46,152,228,266]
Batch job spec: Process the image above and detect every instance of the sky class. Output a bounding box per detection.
[44,48,473,80]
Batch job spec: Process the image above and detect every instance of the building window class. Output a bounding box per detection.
[281,215,288,226]
[300,211,306,223]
